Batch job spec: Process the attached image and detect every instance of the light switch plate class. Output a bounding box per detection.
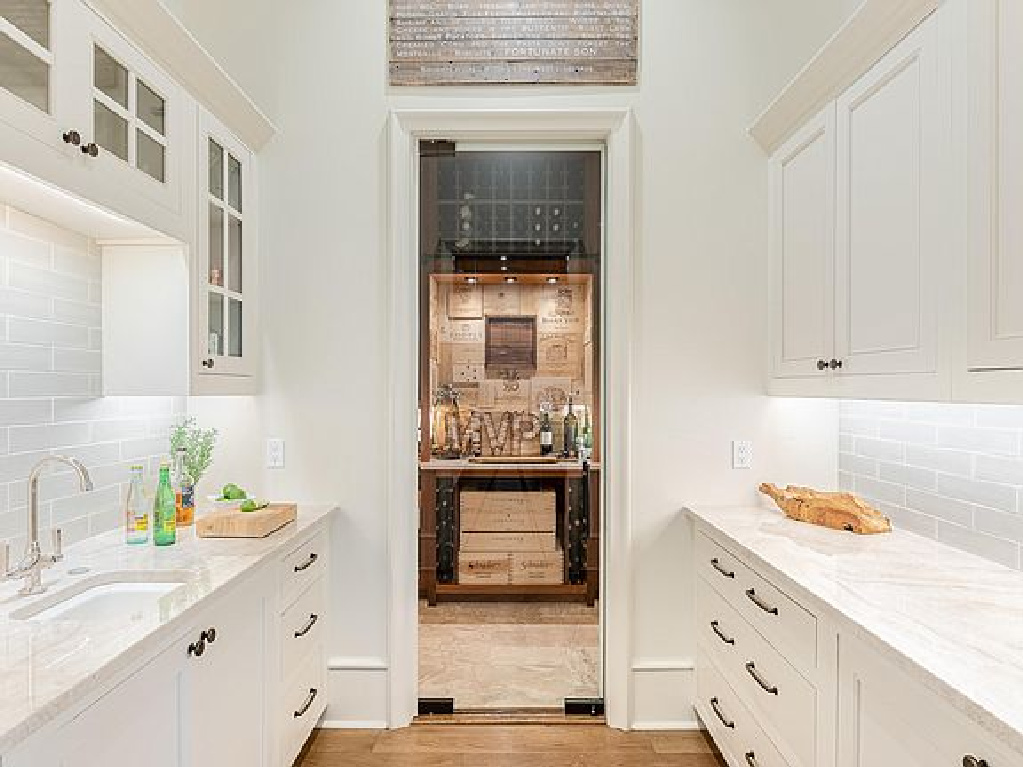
[732,440,753,470]
[266,438,285,469]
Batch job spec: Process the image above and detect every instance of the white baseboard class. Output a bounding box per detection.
[630,719,702,731]
[319,719,390,730]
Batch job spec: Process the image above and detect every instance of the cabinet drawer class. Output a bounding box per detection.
[698,577,816,767]
[282,530,327,606]
[282,577,326,680]
[697,651,793,767]
[280,649,327,767]
[697,533,817,676]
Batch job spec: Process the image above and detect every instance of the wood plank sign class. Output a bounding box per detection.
[389,0,639,86]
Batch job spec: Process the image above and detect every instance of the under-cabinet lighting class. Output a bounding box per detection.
[465,276,478,284]
[546,276,558,284]
[505,276,517,284]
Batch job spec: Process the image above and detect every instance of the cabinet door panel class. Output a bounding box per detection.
[968,0,1023,370]
[835,18,942,376]
[838,631,1020,767]
[61,639,186,767]
[186,577,267,767]
[769,104,835,379]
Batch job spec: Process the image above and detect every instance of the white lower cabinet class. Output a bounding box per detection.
[2,525,330,767]
[837,631,1020,767]
[696,529,1023,767]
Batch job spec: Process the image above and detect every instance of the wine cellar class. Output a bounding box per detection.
[418,146,603,605]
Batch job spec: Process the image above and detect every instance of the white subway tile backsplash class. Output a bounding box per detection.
[936,426,1020,457]
[0,342,52,370]
[9,262,89,302]
[0,210,185,547]
[8,318,89,348]
[854,437,904,462]
[840,401,1023,569]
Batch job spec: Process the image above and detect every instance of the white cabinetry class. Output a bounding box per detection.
[966,0,1023,376]
[768,105,835,379]
[767,14,948,397]
[834,19,943,379]
[837,630,1018,767]
[0,0,190,242]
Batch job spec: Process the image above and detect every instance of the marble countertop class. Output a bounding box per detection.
[686,504,1023,754]
[0,504,338,755]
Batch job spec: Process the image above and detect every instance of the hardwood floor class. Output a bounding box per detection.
[296,725,727,767]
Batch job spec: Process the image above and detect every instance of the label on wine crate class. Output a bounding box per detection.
[389,0,639,86]
[509,551,564,584]
[458,553,511,584]
[461,531,558,552]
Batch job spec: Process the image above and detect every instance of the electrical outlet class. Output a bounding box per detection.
[732,440,753,470]
[266,438,285,469]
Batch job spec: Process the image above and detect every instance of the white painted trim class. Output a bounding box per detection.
[750,0,938,154]
[631,659,696,673]
[630,720,702,732]
[84,0,276,150]
[328,657,390,672]
[386,108,637,730]
[319,720,390,730]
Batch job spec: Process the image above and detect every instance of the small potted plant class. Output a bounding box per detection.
[169,418,217,521]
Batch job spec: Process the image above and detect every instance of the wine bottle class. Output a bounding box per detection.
[539,409,554,456]
[563,397,579,459]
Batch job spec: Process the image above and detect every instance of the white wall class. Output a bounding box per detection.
[172,0,852,728]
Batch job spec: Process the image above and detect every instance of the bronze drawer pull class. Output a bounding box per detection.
[294,613,319,638]
[710,620,735,646]
[745,662,779,695]
[709,697,734,729]
[963,757,989,767]
[745,588,779,616]
[745,752,758,767]
[294,552,319,572]
[294,688,318,718]
[710,558,735,579]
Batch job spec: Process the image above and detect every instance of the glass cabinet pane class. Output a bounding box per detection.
[208,204,224,286]
[208,293,224,356]
[209,139,223,199]
[136,129,164,182]
[0,32,47,111]
[228,299,242,357]
[228,215,242,293]
[228,154,242,212]
[136,79,164,135]
[95,100,128,161]
[1,0,49,48]
[94,46,127,108]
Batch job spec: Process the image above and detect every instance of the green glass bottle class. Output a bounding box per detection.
[153,463,177,546]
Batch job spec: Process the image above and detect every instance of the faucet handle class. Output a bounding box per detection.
[51,528,63,562]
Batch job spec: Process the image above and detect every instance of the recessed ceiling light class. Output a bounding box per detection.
[505,276,517,284]
[546,276,558,284]
[465,276,478,284]
[500,255,509,261]
[500,265,509,272]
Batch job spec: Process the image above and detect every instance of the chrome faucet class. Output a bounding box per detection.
[2,456,93,596]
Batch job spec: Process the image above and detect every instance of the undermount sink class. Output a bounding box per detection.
[11,570,193,622]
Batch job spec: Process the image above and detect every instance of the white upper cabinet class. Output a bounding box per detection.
[0,0,190,241]
[196,109,258,381]
[834,19,942,378]
[967,0,1023,372]
[769,105,836,379]
[765,6,954,400]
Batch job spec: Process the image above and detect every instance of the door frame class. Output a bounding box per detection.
[386,108,637,729]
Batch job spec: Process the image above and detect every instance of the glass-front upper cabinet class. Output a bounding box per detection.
[198,109,256,379]
[0,0,51,114]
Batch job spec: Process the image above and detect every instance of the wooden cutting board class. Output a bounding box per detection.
[196,503,297,538]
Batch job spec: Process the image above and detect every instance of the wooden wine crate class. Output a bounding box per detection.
[460,491,556,532]
[460,531,558,553]
[509,551,565,585]
[458,553,511,584]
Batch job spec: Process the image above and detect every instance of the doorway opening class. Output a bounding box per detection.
[417,143,605,715]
